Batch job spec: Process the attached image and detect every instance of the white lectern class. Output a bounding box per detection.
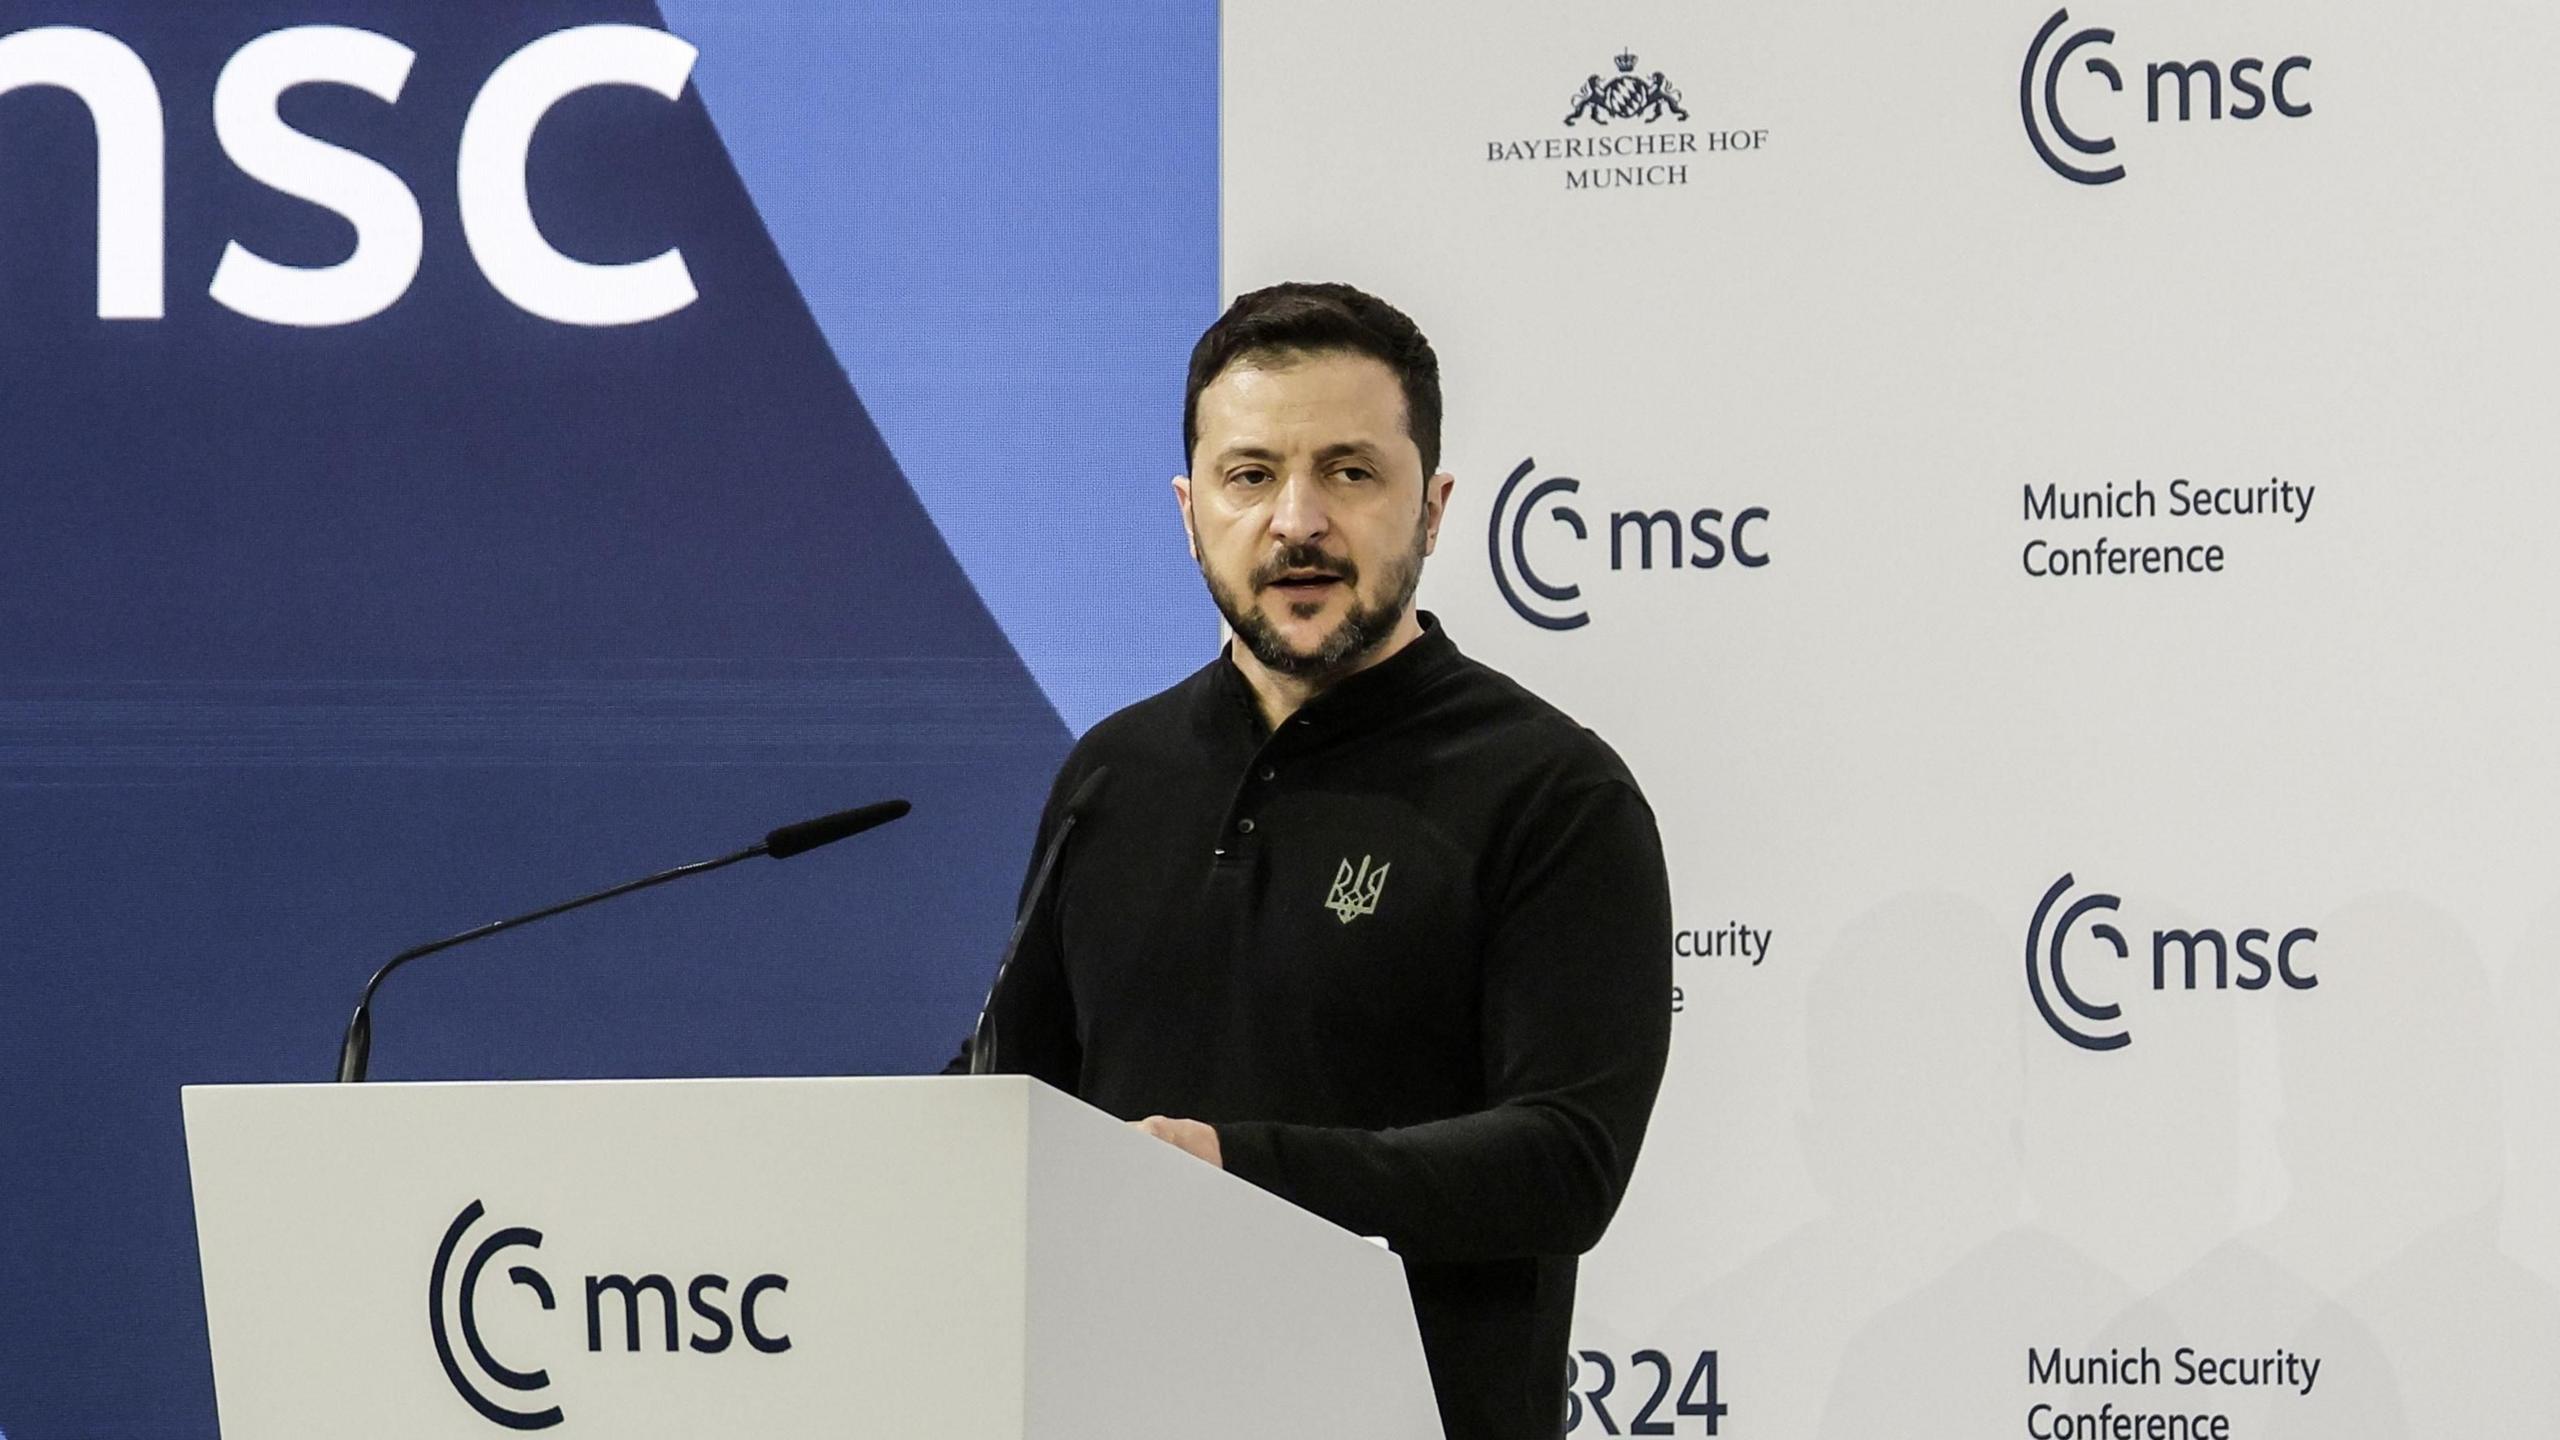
[183,1076,1442,1439]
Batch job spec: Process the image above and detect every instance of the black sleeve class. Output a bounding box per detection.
[1214,780,1673,1263]
[965,758,1088,1091]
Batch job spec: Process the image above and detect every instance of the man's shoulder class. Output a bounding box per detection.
[1432,648,1648,800]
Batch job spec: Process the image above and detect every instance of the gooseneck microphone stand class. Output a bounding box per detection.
[334,799,910,1082]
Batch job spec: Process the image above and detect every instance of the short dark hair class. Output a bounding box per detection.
[1183,282,1442,477]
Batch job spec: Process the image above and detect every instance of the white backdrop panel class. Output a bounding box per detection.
[1226,1,2560,1434]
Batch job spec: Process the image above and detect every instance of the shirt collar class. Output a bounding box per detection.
[1209,611,1461,740]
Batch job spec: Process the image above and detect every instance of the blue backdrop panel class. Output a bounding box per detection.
[0,1,1214,1434]
[662,0,1219,734]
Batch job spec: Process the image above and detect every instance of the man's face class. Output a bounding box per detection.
[1176,350,1451,679]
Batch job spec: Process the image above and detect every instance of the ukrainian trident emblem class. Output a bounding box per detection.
[1325,855,1391,924]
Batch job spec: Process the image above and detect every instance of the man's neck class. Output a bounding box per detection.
[1231,608,1426,732]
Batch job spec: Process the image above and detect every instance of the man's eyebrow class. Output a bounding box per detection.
[1211,441,1384,466]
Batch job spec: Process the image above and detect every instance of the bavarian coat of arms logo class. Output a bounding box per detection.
[1563,48,1691,126]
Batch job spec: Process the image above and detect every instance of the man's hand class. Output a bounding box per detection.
[1130,1115,1223,1168]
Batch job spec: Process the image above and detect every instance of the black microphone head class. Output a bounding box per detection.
[1062,765,1110,816]
[764,798,912,860]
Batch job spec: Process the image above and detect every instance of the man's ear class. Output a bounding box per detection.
[1172,474,1199,562]
[1421,471,1457,556]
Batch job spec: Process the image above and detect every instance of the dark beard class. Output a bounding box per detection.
[1201,519,1426,681]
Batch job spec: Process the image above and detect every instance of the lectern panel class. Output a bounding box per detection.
[185,1077,1030,1438]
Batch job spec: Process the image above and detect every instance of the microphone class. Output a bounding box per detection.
[764,798,911,859]
[333,799,912,1083]
[969,766,1109,1076]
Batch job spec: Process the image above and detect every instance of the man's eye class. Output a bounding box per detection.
[1232,469,1271,486]
[1339,467,1373,483]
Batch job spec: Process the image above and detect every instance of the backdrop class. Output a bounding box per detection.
[0,2,1211,1434]
[8,2,2560,1437]
[1226,0,2560,1435]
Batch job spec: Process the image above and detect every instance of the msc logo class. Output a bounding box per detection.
[1563,49,1690,126]
[432,1200,564,1430]
[430,1200,792,1431]
[0,23,698,325]
[1488,457,1769,630]
[2026,873,2319,1051]
[2020,9,2312,185]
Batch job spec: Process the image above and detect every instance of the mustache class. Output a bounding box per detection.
[1251,543,1356,589]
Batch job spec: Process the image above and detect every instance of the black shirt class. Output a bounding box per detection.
[984,614,1673,1440]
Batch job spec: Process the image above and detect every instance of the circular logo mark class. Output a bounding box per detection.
[430,1199,563,1430]
[2026,872,2132,1050]
[2022,9,2125,185]
[1488,457,1590,630]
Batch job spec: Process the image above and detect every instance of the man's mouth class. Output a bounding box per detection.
[1264,572,1347,595]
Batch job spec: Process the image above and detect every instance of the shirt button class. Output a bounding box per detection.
[1236,818,1256,834]
[1259,766,1276,781]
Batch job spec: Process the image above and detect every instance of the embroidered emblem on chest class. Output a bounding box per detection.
[1325,855,1391,924]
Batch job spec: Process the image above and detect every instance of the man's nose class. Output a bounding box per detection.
[1267,470,1329,543]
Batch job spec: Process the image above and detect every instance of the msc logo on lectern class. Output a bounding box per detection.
[433,1201,565,1429]
[2020,9,2313,185]
[2026,874,2320,1051]
[1487,457,1770,630]
[430,1200,793,1429]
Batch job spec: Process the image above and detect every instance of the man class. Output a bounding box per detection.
[973,281,1672,1439]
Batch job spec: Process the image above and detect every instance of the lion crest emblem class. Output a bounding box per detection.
[1564,49,1690,126]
